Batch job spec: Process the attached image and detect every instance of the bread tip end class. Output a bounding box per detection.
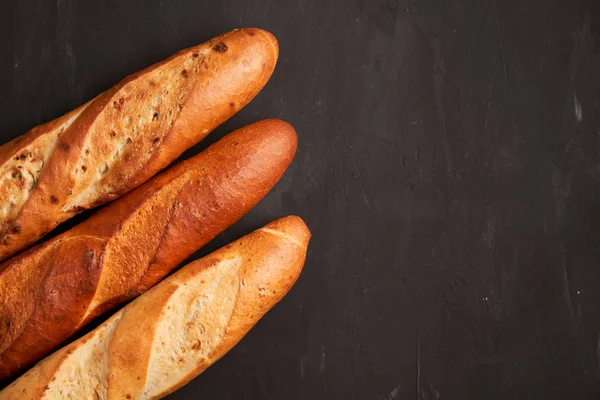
[236,27,278,56]
[241,27,277,42]
[266,216,311,247]
[253,119,298,156]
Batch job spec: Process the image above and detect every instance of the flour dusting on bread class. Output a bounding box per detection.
[0,108,84,238]
[45,314,122,399]
[65,50,205,212]
[142,257,241,398]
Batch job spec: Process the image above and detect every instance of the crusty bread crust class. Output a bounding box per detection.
[0,216,310,400]
[0,119,297,379]
[0,28,279,262]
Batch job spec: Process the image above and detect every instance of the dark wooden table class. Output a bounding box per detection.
[1,0,599,398]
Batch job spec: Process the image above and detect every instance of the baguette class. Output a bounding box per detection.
[0,216,310,400]
[0,119,297,379]
[0,27,278,262]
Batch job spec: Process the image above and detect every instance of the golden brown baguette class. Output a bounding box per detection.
[0,119,297,379]
[0,216,310,400]
[0,27,279,262]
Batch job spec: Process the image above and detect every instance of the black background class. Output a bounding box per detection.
[1,0,600,398]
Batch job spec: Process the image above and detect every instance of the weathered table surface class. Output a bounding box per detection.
[1,0,599,398]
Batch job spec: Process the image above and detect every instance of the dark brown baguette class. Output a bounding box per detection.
[0,119,297,379]
[0,27,279,262]
[0,216,310,400]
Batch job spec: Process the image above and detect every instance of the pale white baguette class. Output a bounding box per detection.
[0,216,310,400]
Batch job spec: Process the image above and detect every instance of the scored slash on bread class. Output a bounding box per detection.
[0,119,298,379]
[0,27,279,262]
[0,216,311,400]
